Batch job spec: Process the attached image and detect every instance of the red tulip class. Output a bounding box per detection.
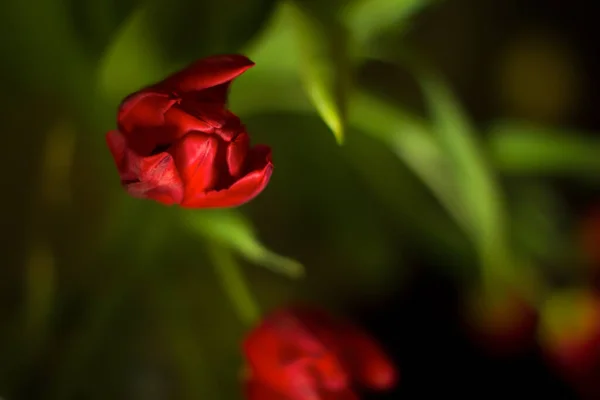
[242,306,398,400]
[106,54,273,208]
[540,290,600,388]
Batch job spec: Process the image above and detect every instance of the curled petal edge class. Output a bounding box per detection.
[180,145,272,208]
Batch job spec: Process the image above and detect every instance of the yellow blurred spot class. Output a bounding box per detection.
[539,288,600,349]
[494,30,583,124]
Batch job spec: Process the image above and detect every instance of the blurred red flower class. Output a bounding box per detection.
[106,54,272,208]
[539,289,600,399]
[465,289,537,356]
[242,306,397,400]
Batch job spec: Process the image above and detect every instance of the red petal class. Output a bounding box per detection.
[245,378,290,400]
[173,97,234,134]
[118,91,176,133]
[156,54,254,95]
[311,354,348,392]
[244,308,350,400]
[243,315,296,395]
[227,133,250,178]
[106,130,184,205]
[170,133,221,200]
[245,377,353,400]
[194,82,230,105]
[116,91,179,155]
[321,388,359,400]
[338,326,398,391]
[106,129,128,170]
[285,306,345,358]
[180,145,272,208]
[164,106,217,136]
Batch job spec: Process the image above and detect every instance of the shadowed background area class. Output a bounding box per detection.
[1,0,599,398]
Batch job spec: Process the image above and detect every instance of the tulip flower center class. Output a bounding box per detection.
[150,143,171,156]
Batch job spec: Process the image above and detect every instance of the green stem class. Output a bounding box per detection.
[207,242,260,326]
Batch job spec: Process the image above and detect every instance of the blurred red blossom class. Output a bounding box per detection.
[106,54,272,208]
[539,288,600,399]
[465,289,538,356]
[242,306,398,400]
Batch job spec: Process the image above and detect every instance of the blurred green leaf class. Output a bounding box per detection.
[96,4,170,104]
[350,91,470,233]
[343,127,475,274]
[509,183,573,272]
[183,209,304,278]
[344,0,435,54]
[67,0,139,58]
[207,242,260,325]
[230,1,312,117]
[416,71,506,251]
[488,120,600,176]
[289,1,351,144]
[97,0,278,105]
[413,69,545,299]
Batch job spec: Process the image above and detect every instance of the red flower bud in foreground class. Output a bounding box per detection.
[106,54,272,208]
[242,306,398,400]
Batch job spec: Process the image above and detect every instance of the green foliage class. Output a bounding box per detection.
[489,120,600,177]
[416,71,510,263]
[344,0,436,54]
[184,209,304,279]
[97,5,169,103]
[289,1,350,143]
[350,91,467,231]
[3,0,600,398]
[229,1,311,117]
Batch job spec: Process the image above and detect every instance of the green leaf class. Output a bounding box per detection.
[349,91,470,233]
[206,242,260,325]
[96,4,170,104]
[343,0,435,53]
[183,209,304,278]
[97,0,278,106]
[229,1,312,118]
[289,1,351,144]
[416,71,507,252]
[412,70,546,298]
[509,183,568,264]
[67,0,139,58]
[343,124,474,267]
[488,120,600,176]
